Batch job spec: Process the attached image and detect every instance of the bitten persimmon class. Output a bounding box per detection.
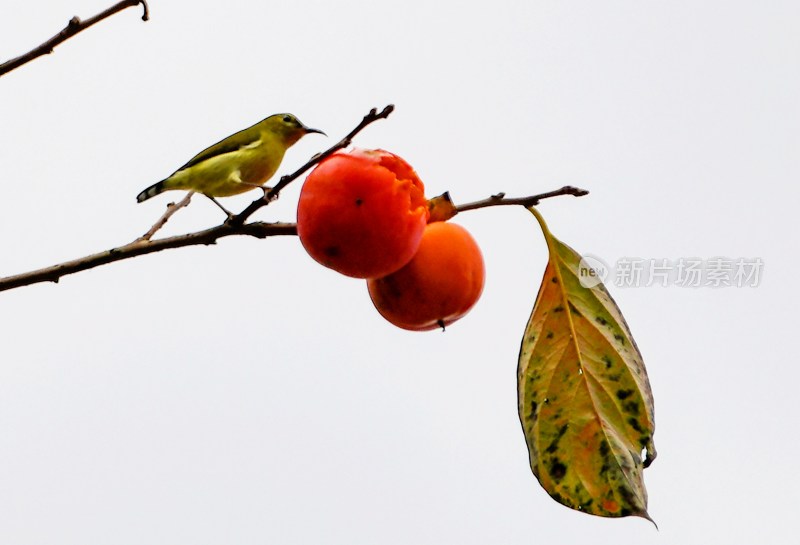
[297,149,429,279]
[367,222,485,331]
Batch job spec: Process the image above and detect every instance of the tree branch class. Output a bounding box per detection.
[0,186,586,293]
[0,0,149,77]
[133,191,194,243]
[455,186,589,213]
[0,222,297,293]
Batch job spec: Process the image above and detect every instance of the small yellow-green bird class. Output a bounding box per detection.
[136,113,324,205]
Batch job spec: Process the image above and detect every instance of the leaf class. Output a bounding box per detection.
[518,207,657,522]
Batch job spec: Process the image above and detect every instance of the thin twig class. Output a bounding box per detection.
[0,0,149,77]
[134,192,194,243]
[227,105,396,227]
[0,186,587,293]
[455,186,589,213]
[0,222,297,293]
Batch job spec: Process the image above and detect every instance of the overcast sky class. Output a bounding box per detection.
[1,1,798,543]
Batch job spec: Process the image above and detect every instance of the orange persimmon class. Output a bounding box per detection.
[367,221,485,331]
[297,149,429,279]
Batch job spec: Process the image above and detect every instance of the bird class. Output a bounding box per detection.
[136,113,325,212]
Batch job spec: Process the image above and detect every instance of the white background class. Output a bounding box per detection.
[1,1,798,543]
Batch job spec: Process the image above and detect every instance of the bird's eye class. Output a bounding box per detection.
[283,115,292,123]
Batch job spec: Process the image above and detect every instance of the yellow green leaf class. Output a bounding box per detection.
[518,207,657,522]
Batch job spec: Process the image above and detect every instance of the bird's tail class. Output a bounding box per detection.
[137,180,166,203]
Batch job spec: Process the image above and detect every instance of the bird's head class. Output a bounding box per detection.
[269,113,326,146]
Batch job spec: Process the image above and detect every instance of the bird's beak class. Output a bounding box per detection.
[304,126,326,136]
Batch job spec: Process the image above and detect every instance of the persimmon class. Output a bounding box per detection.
[367,221,485,331]
[297,148,429,279]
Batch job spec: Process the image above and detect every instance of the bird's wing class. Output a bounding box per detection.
[175,125,262,172]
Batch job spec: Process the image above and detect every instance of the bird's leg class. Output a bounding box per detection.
[230,171,275,202]
[234,179,274,201]
[203,194,235,219]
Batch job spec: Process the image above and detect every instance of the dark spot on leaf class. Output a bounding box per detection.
[355,198,363,206]
[580,498,594,509]
[551,277,558,283]
[546,331,554,339]
[599,441,612,475]
[546,424,569,454]
[614,333,626,345]
[596,316,608,326]
[617,485,636,506]
[553,305,565,313]
[548,459,567,481]
[323,246,339,257]
[639,435,650,449]
[602,355,613,369]
[526,370,541,382]
[628,417,644,432]
[528,401,537,420]
[620,508,632,517]
[527,334,536,343]
[567,301,582,317]
[624,401,640,415]
[616,389,634,400]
